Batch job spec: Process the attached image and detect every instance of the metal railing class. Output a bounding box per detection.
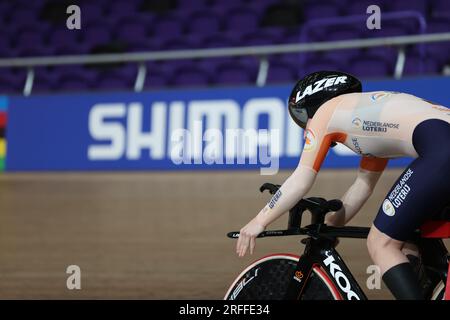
[0,32,449,95]
[298,12,428,77]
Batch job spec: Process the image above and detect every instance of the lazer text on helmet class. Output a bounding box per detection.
[295,76,348,102]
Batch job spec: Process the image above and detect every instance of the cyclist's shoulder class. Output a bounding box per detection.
[333,91,444,111]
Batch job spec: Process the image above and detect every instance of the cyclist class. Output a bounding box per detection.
[236,70,450,300]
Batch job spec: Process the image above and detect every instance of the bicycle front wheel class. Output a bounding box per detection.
[224,253,342,300]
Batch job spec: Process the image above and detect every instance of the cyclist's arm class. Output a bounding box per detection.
[325,156,388,226]
[254,165,317,227]
[254,106,340,228]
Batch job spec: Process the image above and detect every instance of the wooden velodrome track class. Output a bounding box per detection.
[0,169,447,299]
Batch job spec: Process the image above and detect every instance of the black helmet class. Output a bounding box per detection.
[288,71,362,129]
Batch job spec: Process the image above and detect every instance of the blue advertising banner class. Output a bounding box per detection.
[5,76,450,171]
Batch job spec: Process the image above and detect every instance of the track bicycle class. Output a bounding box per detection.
[225,183,450,300]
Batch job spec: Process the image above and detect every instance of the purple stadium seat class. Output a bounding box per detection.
[16,45,49,57]
[242,34,273,46]
[258,27,286,43]
[212,0,257,13]
[177,0,209,11]
[225,7,260,33]
[116,22,149,44]
[52,42,90,56]
[237,56,260,75]
[162,37,201,50]
[425,42,450,64]
[322,49,362,65]
[0,33,12,57]
[0,68,27,92]
[327,27,362,41]
[403,54,440,76]
[153,15,185,38]
[15,29,43,46]
[14,30,46,56]
[246,0,280,16]
[303,3,341,21]
[301,25,329,42]
[283,30,304,44]
[171,66,210,87]
[33,67,58,93]
[275,53,302,67]
[386,0,428,15]
[145,69,169,89]
[79,3,105,25]
[13,0,43,8]
[267,62,297,84]
[216,63,254,85]
[49,29,81,47]
[81,25,111,47]
[107,64,138,80]
[48,66,96,87]
[426,17,450,33]
[57,78,91,92]
[96,77,133,91]
[395,20,423,35]
[33,81,54,93]
[220,30,247,45]
[300,57,346,77]
[34,81,55,93]
[0,1,12,18]
[364,47,398,66]
[348,56,392,78]
[262,26,287,39]
[107,1,138,20]
[187,11,221,37]
[10,8,38,25]
[202,33,236,48]
[0,82,20,94]
[431,0,450,15]
[198,57,236,74]
[241,31,280,46]
[9,22,48,41]
[117,12,154,26]
[130,44,155,54]
[143,36,165,51]
[159,60,198,77]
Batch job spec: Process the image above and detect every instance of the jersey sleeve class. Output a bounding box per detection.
[359,156,388,172]
[299,100,346,172]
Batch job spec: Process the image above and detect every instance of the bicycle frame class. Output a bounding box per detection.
[280,228,448,300]
[228,183,450,300]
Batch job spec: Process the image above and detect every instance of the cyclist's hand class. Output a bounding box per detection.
[236,218,265,257]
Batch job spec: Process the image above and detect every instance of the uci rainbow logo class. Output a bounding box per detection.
[0,96,7,171]
[304,129,317,152]
[371,92,388,101]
